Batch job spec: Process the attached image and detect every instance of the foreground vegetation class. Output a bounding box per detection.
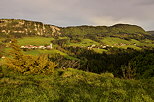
[1,67,154,102]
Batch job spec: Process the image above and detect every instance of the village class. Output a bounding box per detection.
[87,43,137,50]
[19,42,137,50]
[20,43,53,50]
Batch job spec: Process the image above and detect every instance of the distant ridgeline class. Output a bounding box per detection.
[61,24,152,40]
[0,19,153,40]
[0,19,61,37]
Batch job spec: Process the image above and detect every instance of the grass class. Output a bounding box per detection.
[58,37,69,39]
[17,37,77,60]
[118,45,142,50]
[0,38,5,42]
[68,39,100,47]
[93,48,107,53]
[101,37,154,49]
[2,36,77,60]
[17,37,54,46]
[101,37,131,45]
[0,66,154,102]
[24,49,77,60]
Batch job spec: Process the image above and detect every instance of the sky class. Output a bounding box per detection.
[0,0,154,30]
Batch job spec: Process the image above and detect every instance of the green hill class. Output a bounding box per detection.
[61,24,150,40]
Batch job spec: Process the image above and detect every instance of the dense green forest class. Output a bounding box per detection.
[0,19,154,101]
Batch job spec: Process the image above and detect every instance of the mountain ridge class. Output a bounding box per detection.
[0,19,152,40]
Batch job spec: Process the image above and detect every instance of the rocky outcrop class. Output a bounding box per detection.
[0,19,61,37]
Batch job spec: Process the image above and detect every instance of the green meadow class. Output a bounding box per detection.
[101,37,154,49]
[24,49,77,60]
[68,39,100,47]
[18,37,54,46]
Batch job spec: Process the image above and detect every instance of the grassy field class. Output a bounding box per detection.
[0,67,154,102]
[101,37,154,49]
[1,36,78,60]
[18,37,54,46]
[101,37,131,45]
[118,45,142,50]
[93,48,107,53]
[17,37,76,59]
[24,49,77,60]
[68,39,100,47]
[130,39,154,47]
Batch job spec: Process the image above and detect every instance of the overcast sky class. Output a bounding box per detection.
[0,0,154,30]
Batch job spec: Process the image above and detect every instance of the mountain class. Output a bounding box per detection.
[0,19,61,37]
[0,19,151,40]
[61,24,149,39]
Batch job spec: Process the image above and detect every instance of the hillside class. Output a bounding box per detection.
[1,67,154,102]
[61,24,151,40]
[0,19,154,76]
[0,19,154,101]
[61,24,147,35]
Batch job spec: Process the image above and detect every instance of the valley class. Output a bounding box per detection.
[0,19,154,101]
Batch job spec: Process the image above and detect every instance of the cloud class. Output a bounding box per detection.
[88,16,137,26]
[137,0,154,6]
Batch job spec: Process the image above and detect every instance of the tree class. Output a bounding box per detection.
[121,63,136,79]
[5,39,56,74]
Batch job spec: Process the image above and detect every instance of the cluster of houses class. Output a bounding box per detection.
[87,44,113,50]
[87,43,137,50]
[20,43,53,50]
[113,43,136,46]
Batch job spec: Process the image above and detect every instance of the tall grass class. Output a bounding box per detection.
[0,67,154,102]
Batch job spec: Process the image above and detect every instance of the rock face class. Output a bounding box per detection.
[0,19,61,37]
